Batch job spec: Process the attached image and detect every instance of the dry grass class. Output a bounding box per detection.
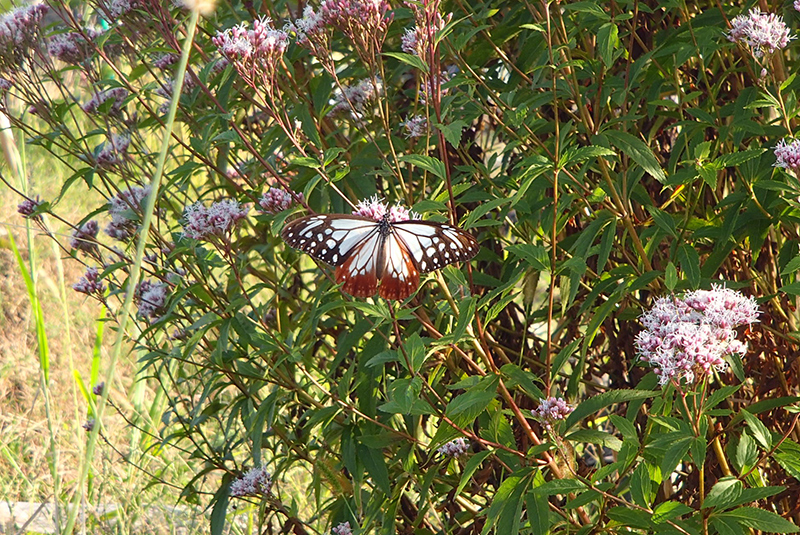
[0,117,211,533]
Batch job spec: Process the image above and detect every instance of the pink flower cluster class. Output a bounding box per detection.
[213,17,288,88]
[437,437,469,457]
[83,87,129,115]
[319,0,392,58]
[635,285,759,386]
[531,397,573,429]
[352,195,419,222]
[137,279,167,319]
[259,188,301,214]
[331,78,381,118]
[286,6,326,46]
[106,184,149,240]
[402,115,427,138]
[331,521,353,535]
[48,29,97,65]
[229,466,273,497]
[728,9,794,58]
[0,4,48,72]
[18,195,42,218]
[401,12,449,57]
[73,267,106,296]
[97,134,131,169]
[182,199,249,240]
[774,139,800,172]
[70,220,99,252]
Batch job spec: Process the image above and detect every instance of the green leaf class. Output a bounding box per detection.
[603,129,667,182]
[665,261,678,291]
[398,154,446,179]
[735,434,758,472]
[711,516,747,535]
[482,472,531,535]
[652,501,692,523]
[597,22,619,67]
[533,479,587,495]
[446,390,496,419]
[358,444,392,495]
[630,463,652,508]
[564,429,622,451]
[741,410,772,450]
[437,120,467,147]
[716,507,800,533]
[703,477,743,510]
[661,436,692,476]
[455,451,492,496]
[564,389,659,431]
[506,244,549,271]
[714,149,766,168]
[647,206,677,237]
[678,244,701,289]
[210,478,231,535]
[382,51,428,71]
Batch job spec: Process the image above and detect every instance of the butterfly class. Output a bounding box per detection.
[281,212,479,300]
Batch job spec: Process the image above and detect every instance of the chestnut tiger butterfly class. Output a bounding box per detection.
[281,211,479,300]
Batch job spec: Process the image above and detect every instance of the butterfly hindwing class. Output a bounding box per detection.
[378,233,420,300]
[335,229,383,297]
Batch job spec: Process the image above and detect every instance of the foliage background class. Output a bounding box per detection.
[2,0,800,534]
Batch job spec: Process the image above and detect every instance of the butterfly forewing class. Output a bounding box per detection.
[392,221,479,273]
[281,214,379,266]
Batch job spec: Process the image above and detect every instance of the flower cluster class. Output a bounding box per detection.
[319,0,392,62]
[93,382,105,396]
[0,4,48,72]
[728,9,793,58]
[401,12,450,57]
[97,134,131,169]
[18,196,42,218]
[402,115,427,138]
[213,18,288,89]
[421,69,456,104]
[48,29,97,65]
[73,267,106,296]
[105,184,149,240]
[137,279,168,319]
[182,199,249,240]
[83,87,129,115]
[774,139,800,172]
[331,521,353,535]
[70,220,99,253]
[352,196,420,222]
[229,466,273,497]
[331,78,381,118]
[437,437,469,457]
[259,188,301,214]
[635,285,760,386]
[286,6,326,47]
[531,397,574,430]
[153,52,178,70]
[82,418,95,432]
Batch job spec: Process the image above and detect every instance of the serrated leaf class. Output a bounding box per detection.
[399,153,446,178]
[604,129,666,182]
[382,51,428,71]
[652,501,692,523]
[506,244,549,271]
[703,477,743,510]
[597,22,619,67]
[455,450,492,496]
[437,120,467,147]
[741,410,772,450]
[717,507,800,533]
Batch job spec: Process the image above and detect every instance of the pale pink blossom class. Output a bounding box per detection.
[73,267,106,295]
[229,466,273,497]
[70,220,99,252]
[437,437,469,457]
[774,139,800,172]
[137,279,167,319]
[259,188,301,213]
[532,397,573,429]
[183,199,249,240]
[728,9,794,57]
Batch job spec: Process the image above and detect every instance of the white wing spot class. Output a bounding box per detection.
[333,254,338,263]
[438,242,446,251]
[326,239,336,248]
[421,261,427,270]
[321,249,327,255]
[426,246,435,256]
[324,228,333,235]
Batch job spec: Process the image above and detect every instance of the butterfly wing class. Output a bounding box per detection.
[392,221,479,273]
[281,214,380,266]
[377,232,420,300]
